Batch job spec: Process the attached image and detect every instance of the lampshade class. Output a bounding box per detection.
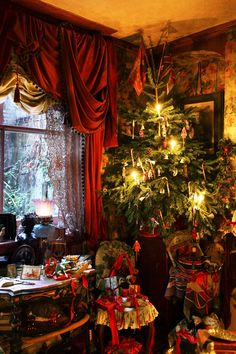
[34,199,54,218]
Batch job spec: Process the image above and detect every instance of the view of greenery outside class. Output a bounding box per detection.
[1,95,53,219]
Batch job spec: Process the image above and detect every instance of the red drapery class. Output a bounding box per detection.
[0,1,118,246]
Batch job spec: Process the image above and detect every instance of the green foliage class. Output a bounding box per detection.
[102,92,236,240]
[102,39,236,241]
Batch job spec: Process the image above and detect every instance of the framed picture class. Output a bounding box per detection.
[181,91,224,154]
[21,265,41,280]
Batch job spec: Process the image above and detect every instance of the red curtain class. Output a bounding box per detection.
[0,1,117,245]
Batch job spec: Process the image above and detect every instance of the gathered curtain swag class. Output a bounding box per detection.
[0,1,118,247]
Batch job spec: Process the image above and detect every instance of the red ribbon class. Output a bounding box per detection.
[70,279,76,321]
[110,253,135,283]
[81,275,88,289]
[96,297,121,345]
[175,329,198,354]
[45,257,57,277]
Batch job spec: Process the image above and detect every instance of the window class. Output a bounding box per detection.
[0,95,54,218]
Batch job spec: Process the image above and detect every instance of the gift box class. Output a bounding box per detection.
[103,276,119,296]
[129,284,140,294]
[105,336,142,354]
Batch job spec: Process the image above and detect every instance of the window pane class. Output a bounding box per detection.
[4,131,53,218]
[1,95,46,129]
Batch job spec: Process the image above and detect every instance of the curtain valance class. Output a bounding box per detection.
[0,1,118,246]
[0,1,117,145]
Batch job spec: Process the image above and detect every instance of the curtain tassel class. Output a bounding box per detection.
[14,66,20,103]
[14,82,20,103]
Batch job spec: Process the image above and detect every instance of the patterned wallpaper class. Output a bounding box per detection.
[224,31,236,142]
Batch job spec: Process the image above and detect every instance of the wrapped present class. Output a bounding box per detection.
[103,276,119,296]
[129,284,140,294]
[105,336,142,354]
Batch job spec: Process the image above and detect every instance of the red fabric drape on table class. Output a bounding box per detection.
[0,1,118,245]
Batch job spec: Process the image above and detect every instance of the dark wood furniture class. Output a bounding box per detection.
[0,277,91,353]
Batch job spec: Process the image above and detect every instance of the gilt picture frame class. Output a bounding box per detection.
[181,91,224,154]
[21,265,41,280]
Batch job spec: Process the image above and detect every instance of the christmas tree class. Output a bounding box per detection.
[101,37,236,242]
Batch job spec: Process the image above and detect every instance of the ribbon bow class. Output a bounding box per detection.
[110,253,135,283]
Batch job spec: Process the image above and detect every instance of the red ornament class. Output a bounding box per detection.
[223,146,229,154]
[163,138,168,149]
[133,240,141,262]
[192,227,197,241]
[139,129,145,138]
[142,171,148,182]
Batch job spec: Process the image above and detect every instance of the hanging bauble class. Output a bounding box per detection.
[148,169,155,179]
[162,138,168,149]
[139,123,145,138]
[146,147,153,156]
[162,125,167,137]
[182,164,188,177]
[223,146,229,155]
[189,126,195,139]
[181,127,187,140]
[133,240,141,262]
[191,227,198,241]
[143,171,148,182]
[173,167,178,176]
[160,188,165,194]
[122,165,126,178]
[139,129,145,138]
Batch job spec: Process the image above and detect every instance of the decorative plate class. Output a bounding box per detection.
[95,240,135,279]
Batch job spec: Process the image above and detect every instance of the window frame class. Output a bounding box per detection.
[0,123,51,216]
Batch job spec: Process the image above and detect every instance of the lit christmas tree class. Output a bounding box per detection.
[102,37,236,242]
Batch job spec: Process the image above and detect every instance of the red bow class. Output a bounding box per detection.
[110,253,135,283]
[175,329,198,354]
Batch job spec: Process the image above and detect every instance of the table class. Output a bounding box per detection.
[0,276,91,353]
[96,295,159,353]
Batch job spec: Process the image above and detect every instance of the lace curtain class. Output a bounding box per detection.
[46,104,85,237]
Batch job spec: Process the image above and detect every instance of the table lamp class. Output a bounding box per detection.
[33,199,56,241]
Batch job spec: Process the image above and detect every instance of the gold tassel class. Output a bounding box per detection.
[14,82,20,103]
[14,66,20,103]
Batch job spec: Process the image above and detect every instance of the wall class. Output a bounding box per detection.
[169,21,236,143]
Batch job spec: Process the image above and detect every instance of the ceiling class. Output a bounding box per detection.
[12,0,236,45]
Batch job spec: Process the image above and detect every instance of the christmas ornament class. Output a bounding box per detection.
[173,167,178,176]
[182,164,188,177]
[181,127,187,146]
[132,120,135,139]
[142,171,148,182]
[146,147,153,156]
[223,146,229,155]
[191,227,198,241]
[163,138,168,149]
[139,123,145,138]
[148,168,155,179]
[189,126,195,139]
[133,240,141,262]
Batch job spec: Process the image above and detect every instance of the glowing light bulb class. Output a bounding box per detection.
[193,192,205,209]
[155,103,162,116]
[170,139,177,152]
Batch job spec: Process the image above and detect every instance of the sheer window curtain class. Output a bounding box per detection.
[46,104,84,237]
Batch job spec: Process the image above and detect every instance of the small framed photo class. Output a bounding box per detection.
[21,265,41,280]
